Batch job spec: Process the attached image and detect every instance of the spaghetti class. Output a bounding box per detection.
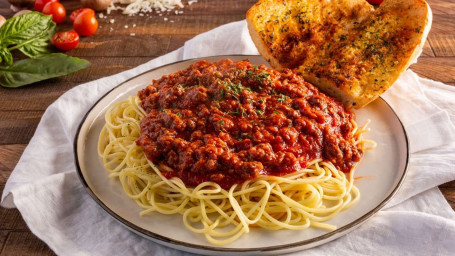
[98,59,374,245]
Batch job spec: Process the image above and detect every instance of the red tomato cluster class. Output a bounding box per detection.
[34,0,99,51]
[73,9,98,36]
[42,1,66,24]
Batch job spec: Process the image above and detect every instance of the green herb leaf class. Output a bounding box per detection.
[277,94,288,103]
[0,12,56,64]
[0,53,90,88]
[18,22,56,57]
[0,48,12,66]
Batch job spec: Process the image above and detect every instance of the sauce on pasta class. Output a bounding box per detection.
[136,59,363,188]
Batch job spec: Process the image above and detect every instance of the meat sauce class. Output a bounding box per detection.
[136,59,362,188]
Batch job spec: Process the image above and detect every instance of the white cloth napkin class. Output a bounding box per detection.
[2,20,455,255]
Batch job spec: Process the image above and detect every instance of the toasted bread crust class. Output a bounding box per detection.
[247,0,431,108]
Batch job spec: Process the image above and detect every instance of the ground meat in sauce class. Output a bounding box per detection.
[136,59,363,189]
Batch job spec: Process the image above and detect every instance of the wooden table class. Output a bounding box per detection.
[0,0,454,254]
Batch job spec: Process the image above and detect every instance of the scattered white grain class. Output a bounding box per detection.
[99,13,105,18]
[130,33,136,36]
[133,24,136,28]
[110,19,115,24]
[164,17,168,21]
[108,0,197,15]
[125,25,129,28]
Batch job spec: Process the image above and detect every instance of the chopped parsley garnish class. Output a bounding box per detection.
[259,72,270,79]
[232,107,246,117]
[218,80,251,100]
[218,119,226,132]
[256,109,264,115]
[277,94,288,103]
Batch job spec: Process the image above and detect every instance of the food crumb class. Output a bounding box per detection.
[108,0,197,15]
[133,24,136,28]
[109,19,115,24]
[99,13,104,18]
[130,33,136,36]
[125,25,129,28]
[164,17,168,21]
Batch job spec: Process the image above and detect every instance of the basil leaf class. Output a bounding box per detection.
[17,21,56,58]
[0,48,12,65]
[0,53,90,88]
[0,12,56,64]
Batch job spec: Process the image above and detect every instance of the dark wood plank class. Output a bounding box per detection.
[427,0,455,15]
[428,35,455,56]
[70,35,173,57]
[440,181,455,210]
[0,231,8,255]
[0,232,55,256]
[0,113,41,145]
[0,185,28,231]
[0,87,75,111]
[48,56,155,83]
[0,56,152,109]
[0,208,28,232]
[410,57,455,83]
[428,14,455,34]
[421,40,436,57]
[0,145,26,184]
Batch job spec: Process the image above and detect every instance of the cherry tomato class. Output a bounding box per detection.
[73,11,98,36]
[52,31,80,51]
[34,0,59,12]
[366,0,384,4]
[42,2,66,24]
[70,8,95,23]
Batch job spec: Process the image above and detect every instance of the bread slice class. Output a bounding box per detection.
[246,0,432,108]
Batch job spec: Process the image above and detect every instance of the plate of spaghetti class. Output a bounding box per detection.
[74,55,408,255]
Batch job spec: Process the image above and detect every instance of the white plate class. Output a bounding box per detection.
[74,55,409,255]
